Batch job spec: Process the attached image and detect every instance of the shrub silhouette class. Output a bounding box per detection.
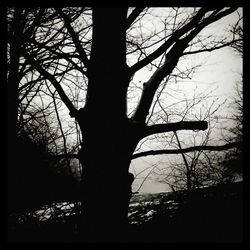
[8,131,80,213]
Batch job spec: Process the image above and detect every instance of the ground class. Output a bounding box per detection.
[7,182,243,243]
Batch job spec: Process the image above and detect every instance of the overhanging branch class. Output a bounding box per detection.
[132,142,241,160]
[144,121,208,137]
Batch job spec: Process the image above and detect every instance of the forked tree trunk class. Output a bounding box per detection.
[76,8,138,241]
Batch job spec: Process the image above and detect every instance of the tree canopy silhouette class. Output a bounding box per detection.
[7,7,242,241]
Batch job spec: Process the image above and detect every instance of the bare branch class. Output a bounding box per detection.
[55,8,90,69]
[144,121,208,137]
[28,36,88,75]
[132,37,192,123]
[183,39,242,56]
[135,163,159,193]
[129,8,237,76]
[132,142,241,160]
[131,7,237,123]
[126,7,146,29]
[22,50,78,118]
[128,8,212,75]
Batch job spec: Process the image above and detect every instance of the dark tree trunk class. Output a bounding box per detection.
[77,119,138,241]
[76,8,138,241]
[7,8,25,212]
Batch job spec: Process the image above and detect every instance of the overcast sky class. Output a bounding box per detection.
[130,8,243,193]
[21,8,242,194]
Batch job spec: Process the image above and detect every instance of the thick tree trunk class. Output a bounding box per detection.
[76,8,138,241]
[78,120,138,241]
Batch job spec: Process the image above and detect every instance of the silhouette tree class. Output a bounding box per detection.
[8,115,82,214]
[7,8,84,215]
[220,12,243,178]
[7,7,243,241]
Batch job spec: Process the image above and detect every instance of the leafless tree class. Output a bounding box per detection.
[136,10,243,193]
[143,89,229,192]
[7,7,243,240]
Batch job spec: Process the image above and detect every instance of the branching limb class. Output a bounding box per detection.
[143,121,208,137]
[22,50,78,118]
[131,7,237,124]
[126,7,146,29]
[128,7,214,75]
[131,142,241,160]
[183,39,242,56]
[55,8,90,69]
[132,38,190,123]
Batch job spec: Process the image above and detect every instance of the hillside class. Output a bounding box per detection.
[129,181,243,242]
[7,182,243,243]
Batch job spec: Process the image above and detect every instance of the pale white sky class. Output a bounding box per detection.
[129,8,243,193]
[131,47,242,193]
[22,8,242,194]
